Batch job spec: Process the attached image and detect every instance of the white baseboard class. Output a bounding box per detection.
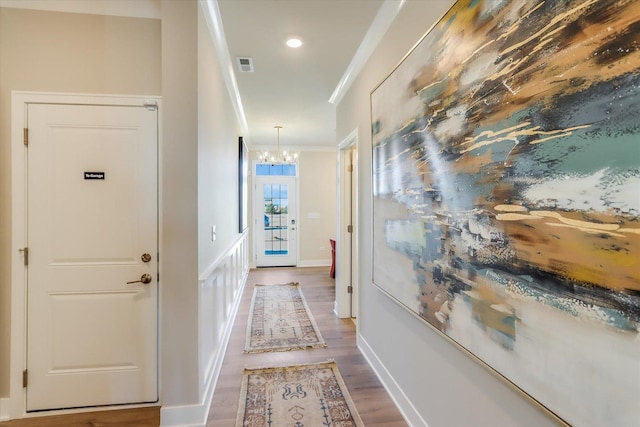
[161,263,248,426]
[160,402,208,427]
[0,398,9,421]
[357,334,428,427]
[297,259,331,268]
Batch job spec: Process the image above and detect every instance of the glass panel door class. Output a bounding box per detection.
[255,175,297,266]
[264,183,289,255]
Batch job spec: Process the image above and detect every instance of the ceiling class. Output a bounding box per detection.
[217,0,385,149]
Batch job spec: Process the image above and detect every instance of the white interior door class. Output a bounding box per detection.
[26,103,158,411]
[255,175,297,267]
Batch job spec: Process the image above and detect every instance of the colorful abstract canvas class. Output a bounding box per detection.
[371,1,639,425]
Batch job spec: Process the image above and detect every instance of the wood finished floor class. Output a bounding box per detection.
[207,266,408,426]
[0,407,160,426]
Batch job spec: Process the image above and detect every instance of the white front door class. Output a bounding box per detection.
[255,175,297,267]
[26,103,158,411]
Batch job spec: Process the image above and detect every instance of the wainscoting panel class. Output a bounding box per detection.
[161,232,249,427]
[199,233,249,408]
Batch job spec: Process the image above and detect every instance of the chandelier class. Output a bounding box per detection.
[257,125,299,163]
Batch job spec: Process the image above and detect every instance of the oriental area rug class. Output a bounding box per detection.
[236,361,364,427]
[244,282,326,353]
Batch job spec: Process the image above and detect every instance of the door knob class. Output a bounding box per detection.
[127,273,152,285]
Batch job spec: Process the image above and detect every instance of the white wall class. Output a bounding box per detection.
[161,1,247,422]
[298,150,337,266]
[0,5,161,402]
[336,1,560,426]
[197,2,243,276]
[160,0,200,408]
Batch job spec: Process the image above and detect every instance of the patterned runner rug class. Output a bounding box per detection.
[236,361,364,427]
[245,282,326,353]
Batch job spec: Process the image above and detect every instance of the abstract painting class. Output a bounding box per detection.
[371,1,639,425]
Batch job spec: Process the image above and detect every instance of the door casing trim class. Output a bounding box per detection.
[10,91,162,420]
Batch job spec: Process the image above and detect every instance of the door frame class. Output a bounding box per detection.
[10,92,162,420]
[335,128,359,319]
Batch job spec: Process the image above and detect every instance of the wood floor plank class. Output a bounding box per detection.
[206,266,408,426]
[0,406,160,427]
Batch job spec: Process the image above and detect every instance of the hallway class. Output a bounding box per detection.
[206,266,407,426]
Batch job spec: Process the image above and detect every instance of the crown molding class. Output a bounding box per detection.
[329,0,406,105]
[0,0,160,19]
[200,0,250,140]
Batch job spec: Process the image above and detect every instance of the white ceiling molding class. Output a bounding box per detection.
[200,0,250,140]
[0,0,161,19]
[328,0,406,106]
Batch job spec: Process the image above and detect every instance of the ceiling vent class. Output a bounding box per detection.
[236,57,254,73]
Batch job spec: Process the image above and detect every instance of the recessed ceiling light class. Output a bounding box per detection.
[286,38,303,48]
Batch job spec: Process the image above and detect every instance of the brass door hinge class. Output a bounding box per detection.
[23,128,28,146]
[348,286,353,294]
[19,247,28,266]
[23,369,28,388]
[347,164,353,172]
[347,225,353,233]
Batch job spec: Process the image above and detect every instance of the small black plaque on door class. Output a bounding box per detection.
[84,172,105,180]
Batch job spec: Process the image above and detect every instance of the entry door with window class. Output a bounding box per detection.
[255,164,297,266]
[26,103,158,411]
